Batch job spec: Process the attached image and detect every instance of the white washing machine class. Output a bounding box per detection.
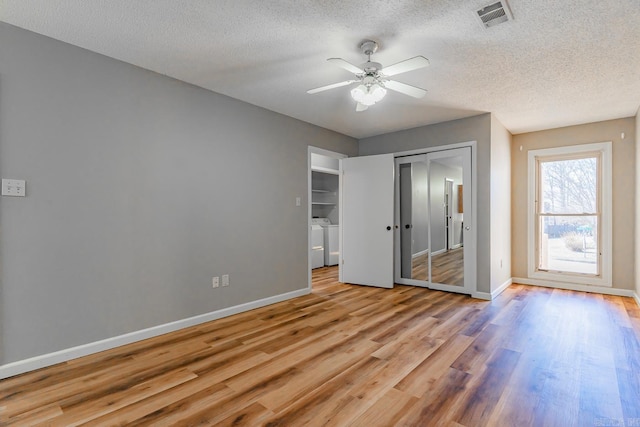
[311,219,324,269]
[313,218,339,266]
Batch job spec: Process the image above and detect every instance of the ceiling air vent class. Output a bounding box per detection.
[476,1,513,28]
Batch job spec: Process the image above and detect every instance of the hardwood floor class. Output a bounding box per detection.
[410,252,430,281]
[412,248,464,286]
[1,267,639,426]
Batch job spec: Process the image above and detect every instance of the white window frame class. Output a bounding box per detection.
[527,142,612,287]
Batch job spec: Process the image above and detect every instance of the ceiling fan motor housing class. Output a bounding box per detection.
[362,75,381,88]
[359,40,379,56]
[362,62,382,74]
[358,41,383,86]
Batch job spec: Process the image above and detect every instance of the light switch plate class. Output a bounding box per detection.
[2,179,26,197]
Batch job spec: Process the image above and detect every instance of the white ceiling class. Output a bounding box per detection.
[1,0,639,139]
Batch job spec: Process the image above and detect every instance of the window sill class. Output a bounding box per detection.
[529,269,611,288]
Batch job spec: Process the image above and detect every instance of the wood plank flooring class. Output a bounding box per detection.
[1,267,639,426]
[412,248,464,285]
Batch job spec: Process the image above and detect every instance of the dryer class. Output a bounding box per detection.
[311,219,324,269]
[313,218,339,266]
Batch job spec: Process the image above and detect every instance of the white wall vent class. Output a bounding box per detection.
[476,1,513,28]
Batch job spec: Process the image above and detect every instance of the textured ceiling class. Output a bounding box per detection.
[1,0,639,138]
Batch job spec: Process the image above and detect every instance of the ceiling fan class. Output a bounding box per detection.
[307,40,430,112]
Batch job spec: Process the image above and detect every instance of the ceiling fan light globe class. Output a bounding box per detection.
[370,84,387,102]
[351,84,386,106]
[360,96,376,106]
[350,85,367,103]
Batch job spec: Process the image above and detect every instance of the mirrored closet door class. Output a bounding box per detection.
[394,146,473,294]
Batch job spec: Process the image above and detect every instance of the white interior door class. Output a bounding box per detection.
[341,154,394,288]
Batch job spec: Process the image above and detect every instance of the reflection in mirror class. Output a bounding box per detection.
[429,154,465,287]
[399,161,430,280]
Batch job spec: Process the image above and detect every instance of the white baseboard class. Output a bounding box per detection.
[492,278,513,299]
[471,291,492,300]
[634,292,640,308]
[512,277,636,298]
[471,278,512,301]
[0,288,310,380]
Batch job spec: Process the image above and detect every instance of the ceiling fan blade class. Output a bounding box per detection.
[307,80,355,94]
[327,58,364,74]
[384,80,427,98]
[381,56,430,77]
[356,102,368,112]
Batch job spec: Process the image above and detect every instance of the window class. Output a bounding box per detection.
[528,142,612,287]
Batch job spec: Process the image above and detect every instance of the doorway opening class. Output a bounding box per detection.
[308,147,347,291]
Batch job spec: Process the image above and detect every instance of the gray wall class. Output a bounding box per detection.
[359,114,493,293]
[0,22,357,364]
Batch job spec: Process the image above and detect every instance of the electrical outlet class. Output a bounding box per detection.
[222,274,230,287]
[212,276,219,288]
[2,179,26,197]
